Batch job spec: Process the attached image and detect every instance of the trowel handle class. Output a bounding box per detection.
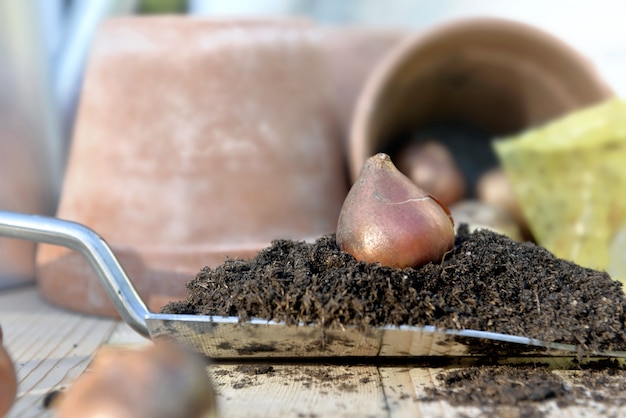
[0,210,151,338]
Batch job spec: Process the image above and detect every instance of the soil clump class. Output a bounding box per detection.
[162,226,626,353]
[421,360,626,417]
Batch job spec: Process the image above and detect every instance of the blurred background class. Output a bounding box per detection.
[2,0,625,213]
[1,0,625,287]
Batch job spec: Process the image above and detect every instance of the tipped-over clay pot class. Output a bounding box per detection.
[37,17,348,317]
[318,26,407,150]
[349,17,613,183]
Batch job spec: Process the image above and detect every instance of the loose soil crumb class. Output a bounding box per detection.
[210,364,368,393]
[236,365,275,376]
[421,360,626,417]
[163,226,626,353]
[208,360,626,416]
[424,365,567,405]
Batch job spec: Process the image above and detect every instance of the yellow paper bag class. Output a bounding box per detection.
[494,99,626,281]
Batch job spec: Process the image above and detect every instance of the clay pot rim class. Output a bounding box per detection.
[348,16,613,181]
[103,236,319,255]
[101,15,314,25]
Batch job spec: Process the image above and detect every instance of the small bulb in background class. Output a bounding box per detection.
[476,168,531,239]
[449,200,523,241]
[394,140,467,207]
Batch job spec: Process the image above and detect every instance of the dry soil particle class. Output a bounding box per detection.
[209,364,370,395]
[162,226,626,353]
[424,365,567,405]
[421,360,626,417]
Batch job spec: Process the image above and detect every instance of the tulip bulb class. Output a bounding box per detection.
[55,342,218,418]
[337,153,455,268]
[395,139,466,206]
[0,325,17,417]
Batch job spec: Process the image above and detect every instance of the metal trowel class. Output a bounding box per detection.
[1,210,625,360]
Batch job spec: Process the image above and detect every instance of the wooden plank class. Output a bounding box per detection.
[378,366,422,417]
[399,359,626,418]
[4,286,626,417]
[0,286,121,418]
[209,363,387,417]
[105,321,150,347]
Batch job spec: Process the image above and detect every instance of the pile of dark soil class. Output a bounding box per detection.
[162,226,626,352]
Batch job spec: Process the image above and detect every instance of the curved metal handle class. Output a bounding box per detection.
[0,210,150,338]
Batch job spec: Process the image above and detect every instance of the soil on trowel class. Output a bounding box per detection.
[162,225,626,353]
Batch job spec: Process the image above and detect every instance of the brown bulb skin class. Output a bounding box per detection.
[55,341,218,418]
[394,140,466,206]
[0,325,17,418]
[476,168,525,225]
[337,153,455,268]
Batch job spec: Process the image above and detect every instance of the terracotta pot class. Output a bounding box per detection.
[349,17,613,185]
[37,17,348,317]
[318,26,407,151]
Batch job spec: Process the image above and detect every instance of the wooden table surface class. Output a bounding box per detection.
[2,285,625,418]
